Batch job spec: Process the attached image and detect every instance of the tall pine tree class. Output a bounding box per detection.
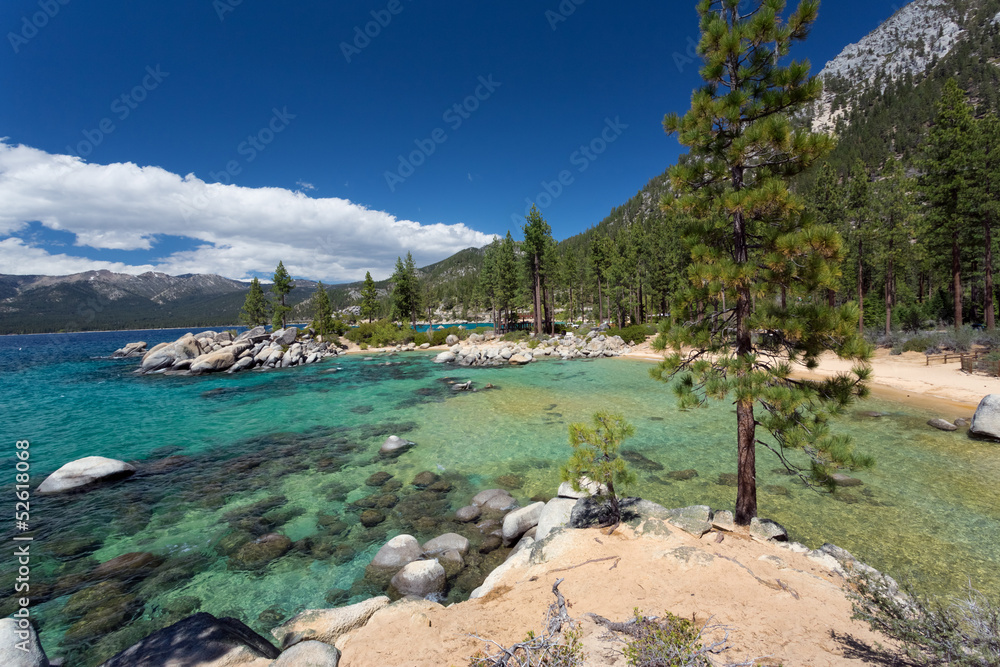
[270,261,294,329]
[522,205,555,335]
[654,0,873,525]
[311,281,334,335]
[239,277,270,327]
[360,271,379,323]
[920,79,975,330]
[391,252,420,330]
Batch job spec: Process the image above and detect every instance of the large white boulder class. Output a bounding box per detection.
[970,394,1000,440]
[271,597,389,650]
[390,560,446,598]
[37,456,136,494]
[0,618,48,667]
[369,535,422,573]
[534,497,577,541]
[501,501,545,546]
[190,350,236,373]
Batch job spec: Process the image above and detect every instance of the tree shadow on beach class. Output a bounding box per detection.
[830,631,921,666]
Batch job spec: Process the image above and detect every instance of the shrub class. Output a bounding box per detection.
[622,610,711,667]
[412,332,430,346]
[606,324,655,345]
[849,569,1000,665]
[345,319,406,348]
[903,335,938,353]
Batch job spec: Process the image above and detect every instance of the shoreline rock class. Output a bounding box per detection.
[432,330,632,367]
[37,456,135,495]
[125,326,344,376]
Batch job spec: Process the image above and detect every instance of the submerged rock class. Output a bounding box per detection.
[37,456,136,494]
[927,418,958,432]
[422,533,469,556]
[369,535,422,574]
[102,612,280,666]
[228,534,292,570]
[455,505,481,523]
[380,435,415,455]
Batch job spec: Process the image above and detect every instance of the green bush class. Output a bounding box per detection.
[345,319,406,347]
[606,324,655,345]
[622,610,710,667]
[412,332,430,346]
[902,335,938,353]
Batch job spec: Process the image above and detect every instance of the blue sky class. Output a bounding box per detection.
[0,0,901,282]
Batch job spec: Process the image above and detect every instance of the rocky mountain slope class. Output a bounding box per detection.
[0,270,312,334]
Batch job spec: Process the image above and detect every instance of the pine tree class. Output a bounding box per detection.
[844,160,874,333]
[561,412,637,532]
[360,271,379,323]
[654,0,873,525]
[973,113,1000,330]
[310,281,334,335]
[871,158,916,335]
[522,205,555,335]
[920,79,976,330]
[391,252,420,330]
[239,277,270,327]
[270,261,295,329]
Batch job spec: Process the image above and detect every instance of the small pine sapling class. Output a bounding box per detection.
[561,412,636,532]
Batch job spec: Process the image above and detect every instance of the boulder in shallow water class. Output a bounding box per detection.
[112,341,146,358]
[831,473,863,487]
[0,618,48,667]
[37,456,135,494]
[102,612,280,666]
[433,351,456,364]
[472,488,518,512]
[390,560,446,598]
[927,418,958,432]
[369,535,422,573]
[92,551,163,581]
[380,435,415,455]
[970,395,1000,440]
[228,533,292,570]
[455,505,481,523]
[502,502,545,546]
[422,533,469,556]
[190,349,236,373]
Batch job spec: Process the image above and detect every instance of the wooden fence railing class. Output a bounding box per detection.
[926,350,983,366]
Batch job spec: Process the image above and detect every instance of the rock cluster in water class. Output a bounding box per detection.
[121,326,343,375]
[433,330,631,367]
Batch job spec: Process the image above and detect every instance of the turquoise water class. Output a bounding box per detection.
[2,329,999,665]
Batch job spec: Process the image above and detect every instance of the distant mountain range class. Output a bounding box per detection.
[0,270,312,334]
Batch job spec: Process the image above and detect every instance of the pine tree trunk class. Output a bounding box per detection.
[732,167,757,526]
[533,254,543,335]
[986,220,995,331]
[885,256,893,336]
[597,278,604,323]
[953,229,963,329]
[827,288,835,308]
[857,240,864,334]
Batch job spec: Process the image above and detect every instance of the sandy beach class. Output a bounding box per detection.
[623,342,997,413]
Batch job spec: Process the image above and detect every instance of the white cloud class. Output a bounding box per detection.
[0,141,495,281]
